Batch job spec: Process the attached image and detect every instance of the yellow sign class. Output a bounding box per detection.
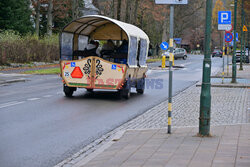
[243,25,248,32]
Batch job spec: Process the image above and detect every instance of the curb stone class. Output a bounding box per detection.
[0,78,27,85]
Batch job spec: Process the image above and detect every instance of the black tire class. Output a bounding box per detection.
[183,55,187,60]
[63,85,75,97]
[121,79,131,99]
[86,89,93,92]
[136,78,145,94]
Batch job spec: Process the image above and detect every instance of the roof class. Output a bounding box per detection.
[62,15,149,42]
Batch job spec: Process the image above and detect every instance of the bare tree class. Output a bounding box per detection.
[174,0,205,37]
[47,0,53,36]
[161,11,169,43]
[35,0,40,36]
[72,0,79,19]
[125,0,131,23]
[132,0,139,25]
[117,0,122,20]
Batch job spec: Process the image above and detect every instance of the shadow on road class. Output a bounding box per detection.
[63,90,142,101]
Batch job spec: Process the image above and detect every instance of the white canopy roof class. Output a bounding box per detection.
[62,15,149,42]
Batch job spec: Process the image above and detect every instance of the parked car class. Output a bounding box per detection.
[164,48,187,60]
[212,49,222,58]
[236,49,249,63]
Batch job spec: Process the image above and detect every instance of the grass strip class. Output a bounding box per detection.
[146,57,169,63]
[22,68,60,74]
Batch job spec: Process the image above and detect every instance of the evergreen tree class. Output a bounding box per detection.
[0,0,33,34]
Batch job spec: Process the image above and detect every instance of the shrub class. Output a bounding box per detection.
[0,30,59,65]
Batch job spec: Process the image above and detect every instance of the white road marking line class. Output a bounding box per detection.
[43,95,52,98]
[27,98,40,101]
[0,101,25,109]
[56,92,63,95]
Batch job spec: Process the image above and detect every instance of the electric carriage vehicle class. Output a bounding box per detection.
[60,15,150,99]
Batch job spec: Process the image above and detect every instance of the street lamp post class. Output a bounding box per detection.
[240,0,244,70]
[199,0,212,136]
[243,10,246,63]
[232,0,237,83]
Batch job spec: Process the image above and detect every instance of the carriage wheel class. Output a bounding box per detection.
[136,78,145,94]
[63,85,75,97]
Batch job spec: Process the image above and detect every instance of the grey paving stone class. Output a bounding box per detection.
[60,84,250,167]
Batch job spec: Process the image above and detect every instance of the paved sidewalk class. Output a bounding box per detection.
[78,124,250,167]
[215,63,250,79]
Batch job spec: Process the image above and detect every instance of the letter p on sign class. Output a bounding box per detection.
[218,11,231,24]
[221,13,228,23]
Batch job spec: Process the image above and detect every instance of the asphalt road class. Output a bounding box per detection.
[0,55,226,167]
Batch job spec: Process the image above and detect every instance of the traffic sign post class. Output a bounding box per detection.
[218,11,231,24]
[160,41,169,50]
[155,0,188,134]
[232,0,237,83]
[174,38,182,44]
[243,25,248,32]
[218,11,232,31]
[222,31,225,84]
[218,24,232,31]
[225,32,233,43]
[240,1,244,70]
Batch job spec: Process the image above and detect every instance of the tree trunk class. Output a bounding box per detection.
[125,0,131,23]
[140,9,144,29]
[117,0,122,20]
[47,0,53,36]
[35,0,40,36]
[162,10,169,42]
[72,0,77,19]
[129,0,134,23]
[112,0,115,18]
[133,0,139,25]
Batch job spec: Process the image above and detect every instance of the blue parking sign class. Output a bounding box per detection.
[218,11,231,24]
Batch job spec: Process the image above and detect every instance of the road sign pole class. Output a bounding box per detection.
[227,44,229,76]
[199,0,212,136]
[240,0,244,70]
[222,31,225,84]
[168,5,174,134]
[243,10,246,63]
[168,4,174,134]
[232,0,237,83]
[243,31,246,62]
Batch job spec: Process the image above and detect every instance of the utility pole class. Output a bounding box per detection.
[232,0,237,83]
[222,31,225,83]
[243,10,246,63]
[240,0,244,70]
[168,5,174,134]
[199,0,212,136]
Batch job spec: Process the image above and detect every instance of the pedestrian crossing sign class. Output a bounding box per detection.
[243,25,248,32]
